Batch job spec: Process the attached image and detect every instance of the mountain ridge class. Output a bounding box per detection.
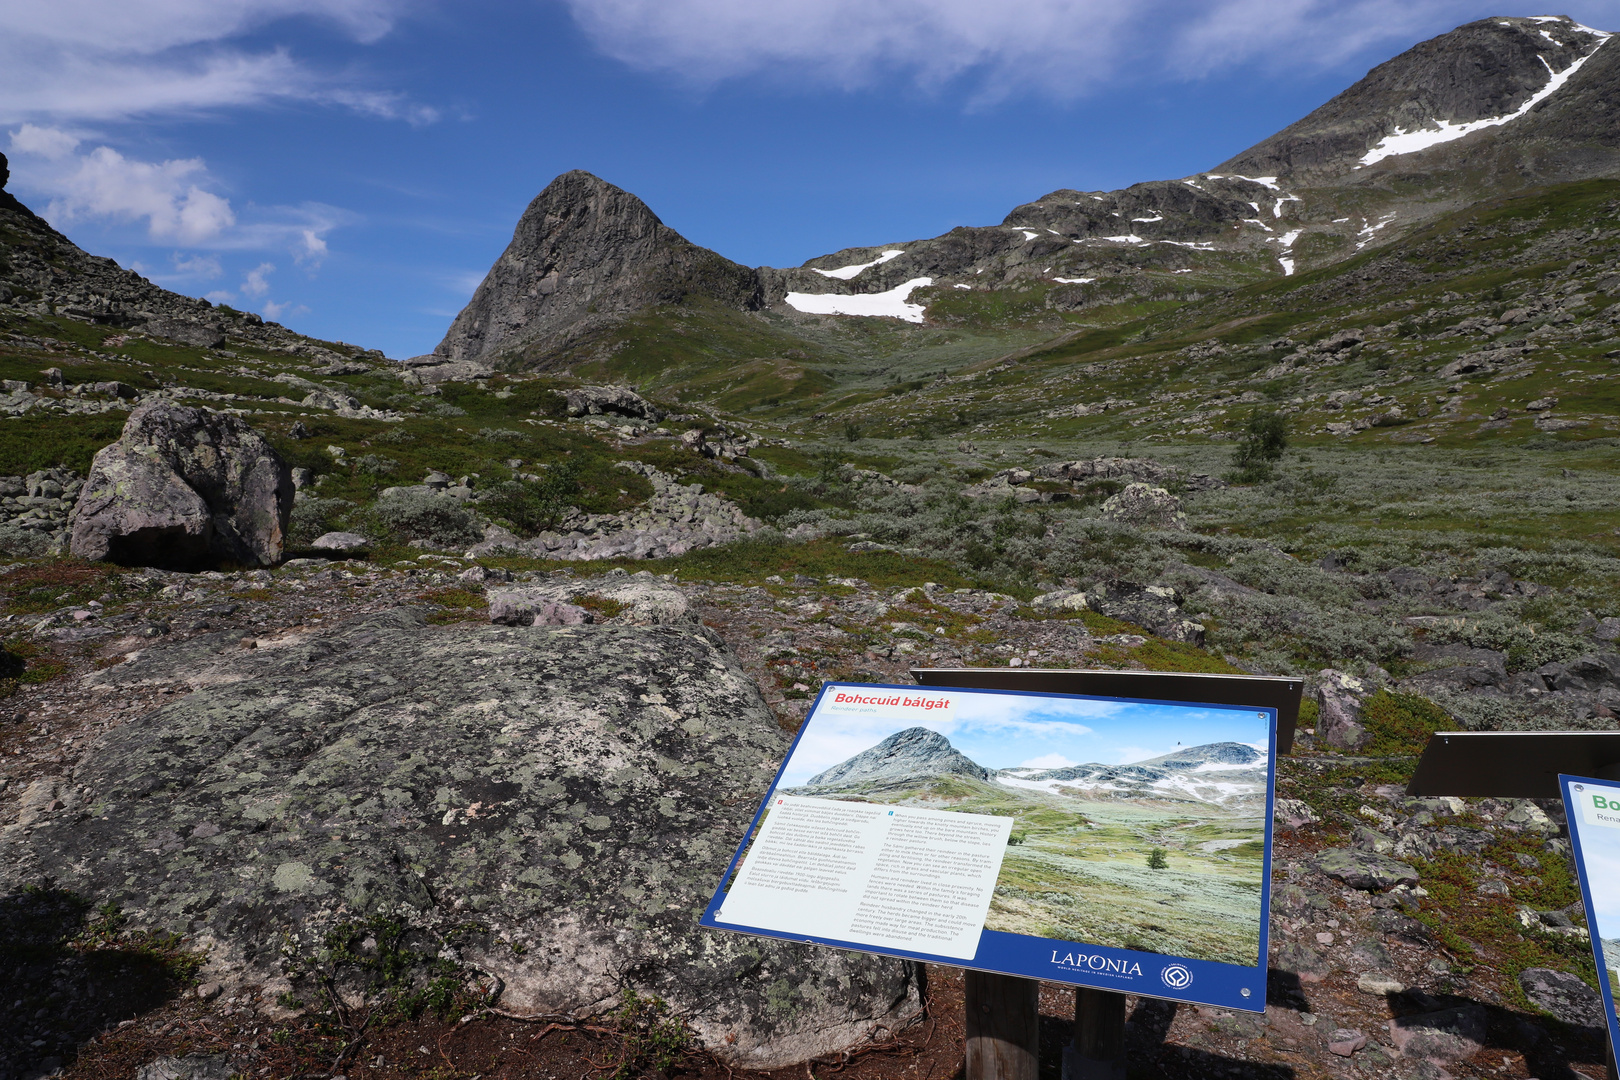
[438,15,1620,370]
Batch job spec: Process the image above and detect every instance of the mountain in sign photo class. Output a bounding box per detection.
[997,741,1269,812]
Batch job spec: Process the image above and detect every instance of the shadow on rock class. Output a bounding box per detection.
[0,888,196,1080]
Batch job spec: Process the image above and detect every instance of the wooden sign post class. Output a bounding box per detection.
[1064,987,1127,1080]
[964,971,1039,1080]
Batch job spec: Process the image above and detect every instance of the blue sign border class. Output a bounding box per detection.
[700,680,1278,1012]
[1557,773,1620,1068]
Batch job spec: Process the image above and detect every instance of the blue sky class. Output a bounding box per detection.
[777,686,1272,786]
[6,2,1620,360]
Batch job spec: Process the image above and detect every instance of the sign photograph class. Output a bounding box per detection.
[702,682,1279,1011]
[1559,774,1620,1058]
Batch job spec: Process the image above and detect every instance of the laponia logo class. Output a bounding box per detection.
[1049,951,1143,977]
[1160,964,1194,989]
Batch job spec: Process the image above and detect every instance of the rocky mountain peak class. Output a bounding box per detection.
[1218,16,1614,183]
[434,170,762,367]
[802,726,989,787]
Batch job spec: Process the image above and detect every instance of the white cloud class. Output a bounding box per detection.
[0,0,428,124]
[242,262,275,296]
[262,299,308,321]
[8,127,355,261]
[33,144,237,244]
[1018,753,1077,769]
[558,0,1538,99]
[9,123,82,160]
[172,253,223,278]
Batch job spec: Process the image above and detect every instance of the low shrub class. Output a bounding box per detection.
[287,497,355,546]
[361,492,482,548]
[478,462,581,536]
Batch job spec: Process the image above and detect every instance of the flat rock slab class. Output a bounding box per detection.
[2,608,918,1067]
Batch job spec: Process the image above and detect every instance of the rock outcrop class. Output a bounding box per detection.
[434,171,763,365]
[564,385,662,421]
[68,402,294,569]
[5,608,920,1067]
[1100,483,1186,529]
[470,463,761,561]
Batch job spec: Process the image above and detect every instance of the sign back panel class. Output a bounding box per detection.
[701,682,1278,1011]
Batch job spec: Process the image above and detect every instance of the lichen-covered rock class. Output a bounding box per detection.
[489,575,693,627]
[1099,483,1185,529]
[1519,967,1605,1027]
[1312,847,1419,891]
[1037,457,1173,485]
[68,402,293,569]
[310,531,370,554]
[1315,669,1370,750]
[4,609,918,1067]
[469,465,760,562]
[1273,797,1320,831]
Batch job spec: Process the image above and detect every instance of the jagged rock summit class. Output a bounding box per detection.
[802,727,989,787]
[433,170,762,365]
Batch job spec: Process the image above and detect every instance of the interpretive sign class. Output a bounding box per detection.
[702,682,1279,1011]
[1558,774,1620,1061]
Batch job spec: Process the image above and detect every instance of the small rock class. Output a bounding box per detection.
[1273,797,1320,831]
[1356,973,1405,995]
[136,1055,240,1080]
[1327,1028,1367,1056]
[311,531,370,555]
[487,590,592,627]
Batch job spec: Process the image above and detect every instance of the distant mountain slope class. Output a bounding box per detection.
[434,171,763,365]
[998,742,1268,810]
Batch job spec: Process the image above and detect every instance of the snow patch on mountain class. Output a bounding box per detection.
[812,249,905,280]
[784,277,933,322]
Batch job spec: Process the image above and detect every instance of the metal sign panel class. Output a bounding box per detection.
[1410,732,1620,798]
[1558,774,1620,1072]
[701,681,1278,1012]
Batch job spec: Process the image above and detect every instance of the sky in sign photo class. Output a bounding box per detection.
[776,686,1271,786]
[8,1,1620,357]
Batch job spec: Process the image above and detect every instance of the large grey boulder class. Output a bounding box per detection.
[69,402,293,569]
[5,609,919,1067]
